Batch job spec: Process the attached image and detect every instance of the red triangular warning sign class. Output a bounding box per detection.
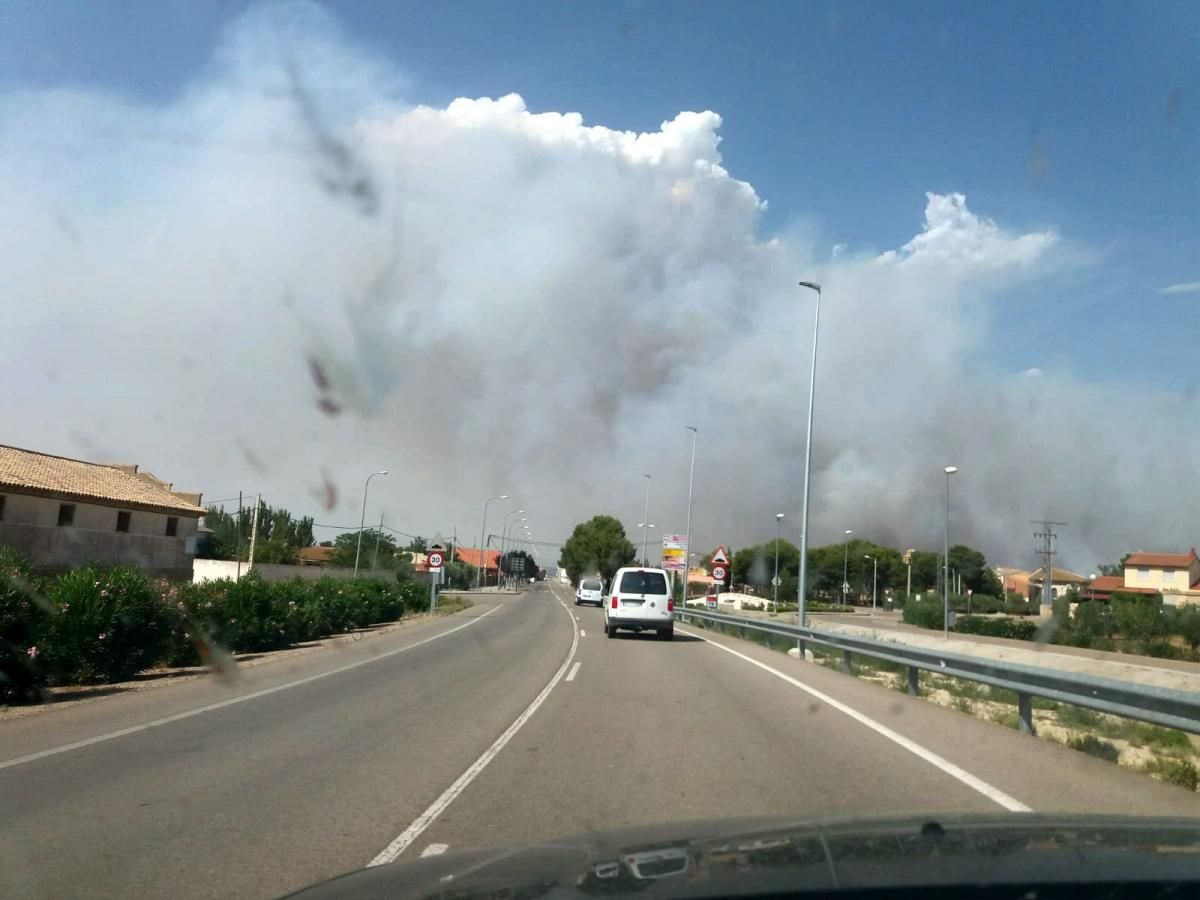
[711,545,729,565]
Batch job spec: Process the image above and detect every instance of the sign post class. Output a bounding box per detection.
[428,534,446,615]
[661,533,687,602]
[710,545,730,596]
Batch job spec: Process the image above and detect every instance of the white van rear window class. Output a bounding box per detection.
[619,571,668,595]
[581,579,602,591]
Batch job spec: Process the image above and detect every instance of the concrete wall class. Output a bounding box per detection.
[192,559,366,584]
[0,521,195,578]
[0,492,198,539]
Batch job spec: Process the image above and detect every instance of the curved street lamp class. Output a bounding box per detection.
[477,494,509,588]
[353,470,388,579]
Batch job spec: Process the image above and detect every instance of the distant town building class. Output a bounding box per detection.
[1025,566,1090,601]
[296,545,336,566]
[455,546,499,584]
[0,444,204,578]
[1085,550,1200,606]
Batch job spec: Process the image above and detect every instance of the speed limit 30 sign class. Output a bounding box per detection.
[711,565,727,581]
[427,551,444,569]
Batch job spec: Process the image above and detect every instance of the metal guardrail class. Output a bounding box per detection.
[675,606,1200,736]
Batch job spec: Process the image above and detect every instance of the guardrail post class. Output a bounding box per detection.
[1017,692,1035,735]
[907,666,919,696]
[797,638,806,662]
[842,650,853,674]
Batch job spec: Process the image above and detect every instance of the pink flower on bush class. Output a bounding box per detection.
[98,633,107,641]
[26,645,38,659]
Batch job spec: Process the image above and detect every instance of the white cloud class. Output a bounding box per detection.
[1159,281,1200,295]
[1,2,1195,572]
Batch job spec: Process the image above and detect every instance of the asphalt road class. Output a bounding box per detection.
[3,582,1199,899]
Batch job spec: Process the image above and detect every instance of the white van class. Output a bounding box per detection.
[604,567,674,640]
[575,575,605,606]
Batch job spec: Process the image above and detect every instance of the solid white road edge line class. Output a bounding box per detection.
[679,628,1032,813]
[565,662,582,682]
[0,606,503,771]
[580,629,587,637]
[368,586,581,867]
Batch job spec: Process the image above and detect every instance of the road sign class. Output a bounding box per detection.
[712,564,727,582]
[428,551,444,569]
[662,534,686,550]
[772,576,782,587]
[661,547,686,571]
[711,545,729,566]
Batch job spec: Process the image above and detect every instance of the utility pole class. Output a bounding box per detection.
[903,549,914,601]
[372,512,384,573]
[1032,520,1068,613]
[235,491,244,581]
[247,494,261,569]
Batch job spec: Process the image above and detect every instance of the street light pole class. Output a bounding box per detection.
[796,280,822,631]
[773,513,784,614]
[944,466,959,638]
[477,494,509,588]
[641,473,652,564]
[354,470,388,579]
[864,554,878,609]
[683,426,698,605]
[500,509,525,589]
[842,529,853,605]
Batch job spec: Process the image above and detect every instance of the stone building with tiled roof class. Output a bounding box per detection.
[0,444,204,577]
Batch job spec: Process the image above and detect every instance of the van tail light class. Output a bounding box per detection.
[668,599,674,612]
[611,595,619,608]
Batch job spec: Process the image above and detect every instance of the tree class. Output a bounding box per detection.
[1096,554,1132,577]
[407,536,428,553]
[947,544,990,593]
[1173,606,1200,658]
[559,515,636,584]
[329,528,399,569]
[732,541,799,589]
[197,503,315,562]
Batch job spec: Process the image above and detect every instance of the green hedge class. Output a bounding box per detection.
[0,548,424,698]
[902,597,945,629]
[953,615,1039,640]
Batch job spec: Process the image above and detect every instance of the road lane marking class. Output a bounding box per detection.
[0,606,503,771]
[565,662,582,682]
[580,629,586,637]
[680,628,1032,813]
[368,586,581,866]
[420,843,449,857]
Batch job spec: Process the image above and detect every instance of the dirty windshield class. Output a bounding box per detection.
[1,1,1199,898]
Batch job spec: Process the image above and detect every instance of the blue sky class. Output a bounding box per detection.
[2,0,1197,389]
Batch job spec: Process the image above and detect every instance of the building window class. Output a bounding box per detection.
[165,516,178,537]
[57,504,75,527]
[1162,570,1176,585]
[116,510,132,533]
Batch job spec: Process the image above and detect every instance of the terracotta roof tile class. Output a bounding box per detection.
[0,445,204,515]
[455,546,499,569]
[1125,550,1198,568]
[297,546,335,563]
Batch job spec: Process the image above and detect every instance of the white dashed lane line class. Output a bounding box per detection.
[565,662,582,682]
